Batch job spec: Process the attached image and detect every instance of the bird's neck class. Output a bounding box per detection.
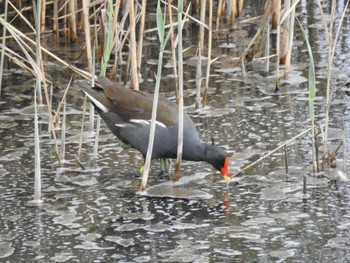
[183,143,211,162]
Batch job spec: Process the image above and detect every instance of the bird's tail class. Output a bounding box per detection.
[75,80,113,113]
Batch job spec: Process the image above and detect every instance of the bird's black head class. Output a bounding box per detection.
[204,144,230,182]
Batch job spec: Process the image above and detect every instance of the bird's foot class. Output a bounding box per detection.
[156,170,171,180]
[127,172,142,178]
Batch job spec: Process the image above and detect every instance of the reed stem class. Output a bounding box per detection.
[167,0,179,102]
[203,0,213,106]
[0,0,8,97]
[52,0,59,37]
[34,0,42,202]
[61,97,67,160]
[129,0,139,90]
[140,0,168,190]
[137,0,147,76]
[283,0,296,77]
[34,82,42,202]
[174,0,184,181]
[67,0,77,42]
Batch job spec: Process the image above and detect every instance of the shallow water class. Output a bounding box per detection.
[1,1,350,262]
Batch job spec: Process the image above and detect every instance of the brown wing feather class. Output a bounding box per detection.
[98,76,178,126]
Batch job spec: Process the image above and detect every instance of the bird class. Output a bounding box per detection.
[76,76,230,182]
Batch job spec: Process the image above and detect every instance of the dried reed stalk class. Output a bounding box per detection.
[216,0,224,30]
[63,3,68,38]
[108,0,122,80]
[161,0,209,30]
[297,17,317,172]
[280,0,291,65]
[174,0,184,181]
[234,0,271,68]
[34,85,42,202]
[68,0,77,42]
[195,0,205,108]
[264,16,270,72]
[283,0,296,77]
[34,0,43,203]
[274,0,281,91]
[40,0,46,32]
[129,0,139,90]
[316,0,349,155]
[229,0,237,26]
[167,0,179,102]
[82,0,95,132]
[82,0,92,70]
[271,0,281,29]
[140,0,169,190]
[0,0,8,96]
[237,0,244,17]
[52,0,59,37]
[137,0,147,76]
[77,95,87,160]
[203,0,213,106]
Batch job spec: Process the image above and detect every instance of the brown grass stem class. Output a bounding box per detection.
[0,15,92,80]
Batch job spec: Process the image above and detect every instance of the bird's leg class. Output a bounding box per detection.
[157,158,172,178]
[164,158,172,174]
[117,139,132,149]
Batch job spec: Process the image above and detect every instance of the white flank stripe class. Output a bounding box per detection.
[84,92,109,113]
[130,119,149,125]
[155,120,167,128]
[115,123,126,127]
[129,119,166,128]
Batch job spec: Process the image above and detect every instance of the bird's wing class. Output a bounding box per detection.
[98,76,179,126]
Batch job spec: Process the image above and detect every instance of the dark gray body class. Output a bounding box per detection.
[76,76,228,172]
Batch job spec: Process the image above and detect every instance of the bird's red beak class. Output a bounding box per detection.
[221,157,230,182]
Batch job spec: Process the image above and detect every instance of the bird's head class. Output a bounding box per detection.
[220,156,230,182]
[205,145,231,182]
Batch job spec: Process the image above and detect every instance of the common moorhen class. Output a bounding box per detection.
[76,76,230,182]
